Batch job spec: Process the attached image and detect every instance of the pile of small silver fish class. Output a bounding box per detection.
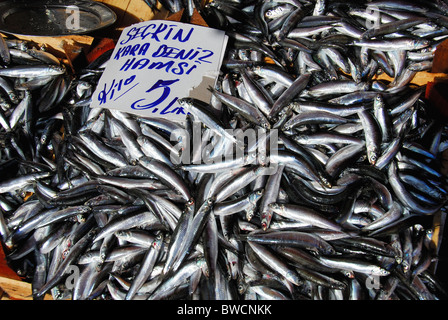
[1,0,448,300]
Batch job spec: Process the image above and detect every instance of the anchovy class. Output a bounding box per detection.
[269,72,311,119]
[9,90,31,130]
[252,65,295,87]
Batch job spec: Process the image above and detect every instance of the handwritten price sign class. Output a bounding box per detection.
[91,20,228,121]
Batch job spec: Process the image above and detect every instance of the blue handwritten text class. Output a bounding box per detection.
[120,23,194,45]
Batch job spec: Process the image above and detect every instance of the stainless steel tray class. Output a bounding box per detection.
[0,0,117,36]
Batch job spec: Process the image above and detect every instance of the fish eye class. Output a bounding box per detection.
[262,122,271,129]
[237,284,246,293]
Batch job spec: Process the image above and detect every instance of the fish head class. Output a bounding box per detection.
[249,189,264,204]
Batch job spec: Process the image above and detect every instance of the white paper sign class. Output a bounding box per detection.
[90,20,228,121]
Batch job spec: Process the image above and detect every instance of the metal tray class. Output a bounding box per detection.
[0,0,117,36]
